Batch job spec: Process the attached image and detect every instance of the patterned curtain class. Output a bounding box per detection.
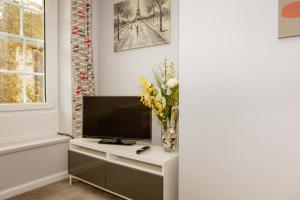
[71,0,95,137]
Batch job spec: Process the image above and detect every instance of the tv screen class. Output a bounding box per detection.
[82,96,152,140]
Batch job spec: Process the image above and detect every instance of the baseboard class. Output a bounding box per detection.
[0,171,68,200]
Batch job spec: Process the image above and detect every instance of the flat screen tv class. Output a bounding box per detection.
[82,96,152,145]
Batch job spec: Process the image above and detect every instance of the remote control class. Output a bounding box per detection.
[136,146,151,154]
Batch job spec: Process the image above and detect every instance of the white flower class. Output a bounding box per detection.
[167,78,179,88]
[162,97,166,107]
[166,88,171,95]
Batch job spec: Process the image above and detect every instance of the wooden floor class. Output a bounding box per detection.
[7,179,123,200]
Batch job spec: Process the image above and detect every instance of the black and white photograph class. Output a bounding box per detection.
[114,0,171,52]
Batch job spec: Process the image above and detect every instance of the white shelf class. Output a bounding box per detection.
[69,144,106,160]
[70,138,178,164]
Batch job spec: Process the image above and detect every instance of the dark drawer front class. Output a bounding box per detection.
[68,150,106,187]
[106,162,163,200]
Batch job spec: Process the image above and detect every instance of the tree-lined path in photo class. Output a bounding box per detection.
[114,19,169,51]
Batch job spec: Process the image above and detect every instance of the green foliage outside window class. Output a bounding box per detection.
[0,0,45,104]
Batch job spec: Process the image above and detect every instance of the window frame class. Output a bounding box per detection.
[0,0,55,112]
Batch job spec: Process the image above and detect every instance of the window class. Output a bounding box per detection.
[0,0,45,104]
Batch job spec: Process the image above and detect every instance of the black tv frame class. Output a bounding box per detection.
[82,96,152,145]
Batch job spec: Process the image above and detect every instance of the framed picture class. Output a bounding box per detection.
[114,0,171,52]
[279,0,300,38]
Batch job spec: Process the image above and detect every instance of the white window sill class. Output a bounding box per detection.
[0,135,70,156]
[0,102,54,112]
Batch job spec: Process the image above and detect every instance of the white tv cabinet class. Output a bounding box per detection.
[68,138,179,200]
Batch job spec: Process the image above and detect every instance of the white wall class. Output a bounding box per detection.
[94,0,179,144]
[58,0,72,134]
[179,1,300,200]
[0,111,59,141]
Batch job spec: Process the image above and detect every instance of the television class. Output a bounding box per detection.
[82,96,152,145]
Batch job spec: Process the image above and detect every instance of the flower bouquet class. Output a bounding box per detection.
[139,59,179,152]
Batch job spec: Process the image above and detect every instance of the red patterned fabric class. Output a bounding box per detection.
[71,0,95,136]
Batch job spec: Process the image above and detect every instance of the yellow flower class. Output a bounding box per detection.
[140,76,150,90]
[139,75,167,121]
[155,101,162,110]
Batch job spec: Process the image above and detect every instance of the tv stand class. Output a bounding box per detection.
[68,138,178,200]
[98,138,136,145]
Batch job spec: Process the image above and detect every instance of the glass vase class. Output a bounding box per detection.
[161,106,179,152]
[161,126,177,152]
